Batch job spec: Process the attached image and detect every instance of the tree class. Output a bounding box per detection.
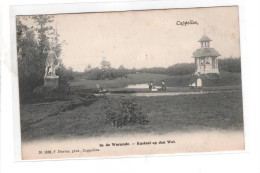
[118,65,127,78]
[17,18,43,102]
[100,58,111,79]
[100,58,111,70]
[167,63,196,76]
[16,15,65,103]
[86,64,92,71]
[218,57,241,73]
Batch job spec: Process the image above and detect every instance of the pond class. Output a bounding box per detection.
[94,91,207,97]
[126,83,160,89]
[126,84,149,89]
[131,92,206,97]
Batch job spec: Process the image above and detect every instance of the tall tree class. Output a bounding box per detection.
[100,58,111,70]
[118,65,127,78]
[16,15,64,103]
[100,58,111,79]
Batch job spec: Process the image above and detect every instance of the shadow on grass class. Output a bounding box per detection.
[20,90,244,142]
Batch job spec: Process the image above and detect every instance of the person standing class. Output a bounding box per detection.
[149,82,152,91]
[161,80,166,91]
[196,75,202,92]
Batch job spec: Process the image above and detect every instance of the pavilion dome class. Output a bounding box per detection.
[198,34,212,42]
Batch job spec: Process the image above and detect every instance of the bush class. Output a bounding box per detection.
[33,86,55,98]
[167,63,196,76]
[201,72,241,86]
[104,98,149,127]
[218,58,241,73]
[32,84,70,102]
[160,72,241,87]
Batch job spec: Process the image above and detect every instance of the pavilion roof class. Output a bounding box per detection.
[192,48,221,58]
[198,34,212,42]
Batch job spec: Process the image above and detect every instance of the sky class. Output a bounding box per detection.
[23,6,241,72]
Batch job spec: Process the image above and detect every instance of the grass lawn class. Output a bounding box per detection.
[71,73,167,89]
[20,90,243,142]
[70,72,242,90]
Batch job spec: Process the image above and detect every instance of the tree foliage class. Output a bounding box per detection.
[83,59,129,80]
[138,67,167,74]
[218,57,241,73]
[17,15,65,103]
[80,57,241,81]
[167,63,196,75]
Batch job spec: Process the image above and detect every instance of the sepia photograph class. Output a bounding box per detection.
[15,6,244,160]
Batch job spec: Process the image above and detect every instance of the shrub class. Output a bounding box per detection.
[33,86,54,98]
[104,97,149,127]
[167,63,196,76]
[218,58,241,73]
[32,84,70,102]
[201,72,241,86]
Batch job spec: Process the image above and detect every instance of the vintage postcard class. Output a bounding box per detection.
[14,6,244,160]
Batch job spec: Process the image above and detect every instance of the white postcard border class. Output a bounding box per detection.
[9,0,247,162]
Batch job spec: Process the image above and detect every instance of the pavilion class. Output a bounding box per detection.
[192,33,221,74]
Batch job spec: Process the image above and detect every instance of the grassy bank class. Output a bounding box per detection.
[21,90,243,142]
[70,72,242,90]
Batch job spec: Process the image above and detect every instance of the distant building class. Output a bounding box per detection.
[192,33,220,74]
